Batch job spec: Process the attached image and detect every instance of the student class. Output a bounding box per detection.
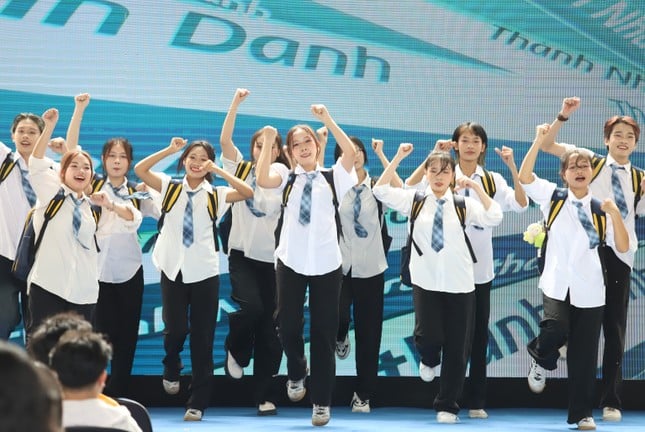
[406,123,528,419]
[538,98,642,422]
[333,137,399,413]
[0,112,45,340]
[373,146,502,424]
[521,124,629,430]
[93,137,159,397]
[134,137,253,422]
[0,340,63,432]
[49,330,142,432]
[219,88,291,416]
[255,104,357,427]
[27,102,114,335]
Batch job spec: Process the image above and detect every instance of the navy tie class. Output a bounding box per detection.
[244,174,266,218]
[19,167,36,207]
[352,185,368,238]
[183,191,198,247]
[298,172,317,225]
[431,198,446,252]
[573,201,600,249]
[69,194,89,250]
[610,165,628,219]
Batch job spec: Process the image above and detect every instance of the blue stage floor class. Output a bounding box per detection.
[148,407,645,431]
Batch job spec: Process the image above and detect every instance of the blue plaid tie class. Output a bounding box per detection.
[183,191,198,247]
[430,198,446,252]
[19,167,36,207]
[352,185,368,238]
[244,174,266,218]
[70,194,89,250]
[110,184,151,201]
[610,165,628,219]
[298,172,317,225]
[573,201,600,249]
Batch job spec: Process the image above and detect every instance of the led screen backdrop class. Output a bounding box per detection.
[1,0,644,378]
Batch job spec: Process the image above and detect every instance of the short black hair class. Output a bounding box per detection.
[49,331,112,390]
[27,311,93,365]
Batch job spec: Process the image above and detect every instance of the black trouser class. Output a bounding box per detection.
[527,293,603,424]
[0,255,28,340]
[413,287,475,415]
[336,271,384,402]
[225,250,282,405]
[95,266,144,397]
[275,260,342,406]
[600,246,631,410]
[160,271,219,412]
[27,284,95,338]
[467,281,491,410]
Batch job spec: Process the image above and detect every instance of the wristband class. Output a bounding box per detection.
[557,113,569,122]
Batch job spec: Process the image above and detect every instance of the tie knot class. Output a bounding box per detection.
[305,172,317,181]
[69,194,84,207]
[353,184,364,195]
[110,184,124,195]
[436,198,446,206]
[611,164,626,172]
[573,201,584,208]
[186,190,198,200]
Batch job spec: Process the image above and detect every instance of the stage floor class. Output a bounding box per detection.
[148,407,645,431]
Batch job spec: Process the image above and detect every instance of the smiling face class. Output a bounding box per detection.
[11,118,42,159]
[287,125,320,171]
[604,121,638,164]
[453,122,488,166]
[561,151,592,195]
[183,145,210,181]
[61,151,93,194]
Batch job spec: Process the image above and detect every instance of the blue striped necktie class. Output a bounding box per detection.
[610,164,628,219]
[298,172,317,225]
[19,166,37,207]
[110,183,150,200]
[430,198,446,252]
[183,191,198,247]
[69,194,89,250]
[573,201,600,249]
[244,174,266,217]
[352,185,368,238]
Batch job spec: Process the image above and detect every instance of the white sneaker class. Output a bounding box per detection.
[312,405,330,426]
[257,401,277,416]
[469,409,488,419]
[335,335,350,360]
[350,392,370,413]
[183,408,203,421]
[162,379,179,395]
[226,350,243,379]
[527,359,546,394]
[437,411,459,424]
[602,407,621,421]
[577,417,596,430]
[286,378,306,402]
[419,361,436,382]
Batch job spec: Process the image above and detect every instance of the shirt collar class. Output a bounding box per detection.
[606,154,631,170]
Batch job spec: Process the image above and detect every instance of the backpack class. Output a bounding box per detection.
[537,187,606,277]
[11,189,66,281]
[90,174,142,222]
[590,156,644,212]
[371,177,393,254]
[156,179,220,251]
[400,193,476,286]
[0,152,18,185]
[218,160,253,253]
[274,170,341,249]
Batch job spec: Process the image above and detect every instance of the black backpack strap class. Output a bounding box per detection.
[156,179,183,232]
[480,169,496,198]
[408,191,426,256]
[275,172,297,248]
[589,197,606,244]
[320,170,343,241]
[33,189,66,255]
[453,194,477,263]
[206,187,219,252]
[126,180,142,210]
[545,187,568,230]
[0,152,17,184]
[235,160,253,181]
[590,155,606,183]
[631,166,644,212]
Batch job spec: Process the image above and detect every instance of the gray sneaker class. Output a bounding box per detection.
[286,378,306,402]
